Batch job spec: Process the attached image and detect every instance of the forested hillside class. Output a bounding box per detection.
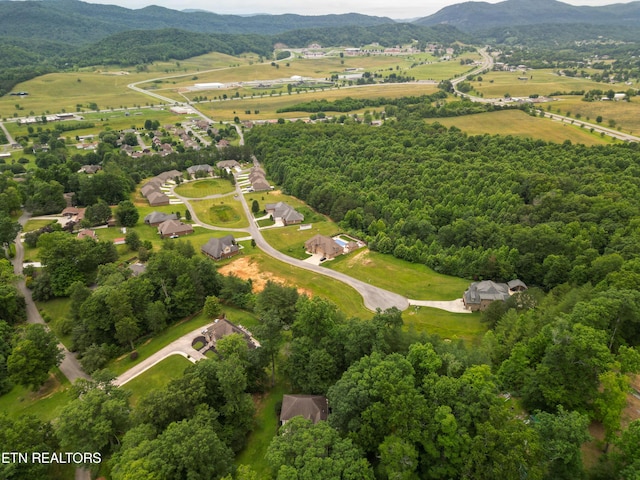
[247,119,640,288]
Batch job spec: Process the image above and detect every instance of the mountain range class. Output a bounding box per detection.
[1,0,639,45]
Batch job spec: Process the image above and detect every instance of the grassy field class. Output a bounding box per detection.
[550,96,640,136]
[121,354,192,407]
[262,224,341,260]
[199,83,439,121]
[37,297,73,349]
[326,250,470,300]
[23,218,57,232]
[473,69,614,98]
[0,368,71,421]
[405,307,485,345]
[236,382,284,479]
[191,197,249,228]
[174,178,235,198]
[437,109,611,146]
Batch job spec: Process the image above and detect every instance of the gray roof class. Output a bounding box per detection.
[140,183,160,198]
[217,160,240,169]
[187,164,213,174]
[144,211,177,225]
[265,202,304,223]
[201,235,238,259]
[507,279,527,290]
[251,178,271,191]
[280,395,328,424]
[157,219,193,236]
[206,318,258,349]
[463,280,511,305]
[156,170,182,182]
[146,191,170,206]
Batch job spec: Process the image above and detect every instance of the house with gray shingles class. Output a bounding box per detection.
[157,219,194,238]
[280,395,328,425]
[265,202,304,226]
[144,211,178,226]
[204,317,260,350]
[463,279,527,312]
[146,191,170,207]
[217,160,240,170]
[187,164,213,178]
[304,234,342,259]
[156,170,182,183]
[201,235,239,260]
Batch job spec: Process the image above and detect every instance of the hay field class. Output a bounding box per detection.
[437,109,612,146]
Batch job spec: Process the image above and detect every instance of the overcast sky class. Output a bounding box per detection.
[82,0,636,20]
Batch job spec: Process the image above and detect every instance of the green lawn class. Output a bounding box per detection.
[121,355,192,407]
[327,249,470,300]
[191,198,249,228]
[239,246,370,319]
[262,223,340,260]
[23,219,57,232]
[404,306,486,345]
[236,382,284,479]
[0,368,71,421]
[174,178,235,198]
[36,297,73,349]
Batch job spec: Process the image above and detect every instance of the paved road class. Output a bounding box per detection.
[0,121,16,146]
[12,212,90,383]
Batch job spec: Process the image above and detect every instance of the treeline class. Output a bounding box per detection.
[72,29,274,67]
[246,120,640,288]
[277,92,447,113]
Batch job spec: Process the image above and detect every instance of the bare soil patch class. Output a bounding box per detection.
[219,256,313,296]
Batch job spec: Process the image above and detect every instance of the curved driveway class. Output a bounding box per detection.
[12,212,90,383]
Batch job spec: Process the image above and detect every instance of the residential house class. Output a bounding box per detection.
[61,207,86,223]
[462,279,527,312]
[78,165,102,174]
[157,219,194,238]
[144,211,178,226]
[146,191,170,207]
[201,235,239,260]
[265,202,304,226]
[304,234,342,259]
[203,317,260,350]
[216,160,240,170]
[187,164,213,178]
[156,170,182,183]
[280,395,328,425]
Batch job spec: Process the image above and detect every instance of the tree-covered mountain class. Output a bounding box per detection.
[0,0,393,44]
[416,0,640,32]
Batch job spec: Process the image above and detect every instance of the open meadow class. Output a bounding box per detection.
[437,109,612,146]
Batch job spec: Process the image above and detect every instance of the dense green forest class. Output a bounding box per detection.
[246,119,640,288]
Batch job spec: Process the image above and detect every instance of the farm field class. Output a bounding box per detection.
[437,109,611,146]
[180,83,440,121]
[551,95,640,136]
[473,69,614,98]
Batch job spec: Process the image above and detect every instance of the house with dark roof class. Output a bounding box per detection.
[217,160,240,170]
[146,191,170,207]
[304,234,342,259]
[463,279,527,312]
[201,235,239,260]
[144,211,178,226]
[280,395,328,425]
[157,219,194,238]
[265,202,304,226]
[156,170,182,183]
[203,317,260,350]
[187,164,213,178]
